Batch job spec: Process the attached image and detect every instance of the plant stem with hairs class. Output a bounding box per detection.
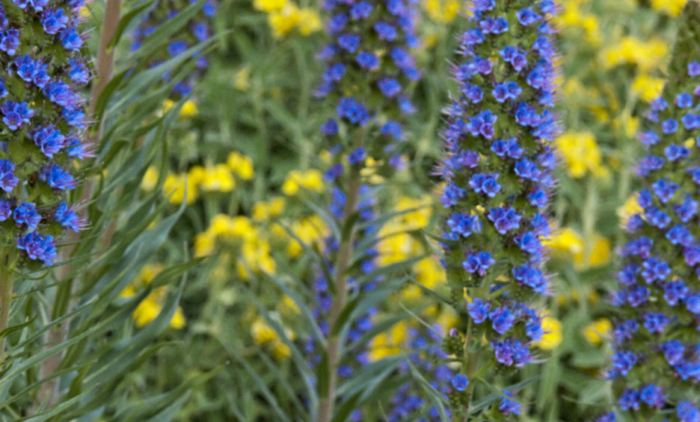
[0,252,14,362]
[35,0,122,409]
[318,169,361,422]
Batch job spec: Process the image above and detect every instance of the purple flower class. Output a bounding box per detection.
[13,202,42,231]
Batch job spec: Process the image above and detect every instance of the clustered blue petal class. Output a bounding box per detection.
[317,0,419,167]
[0,0,90,266]
[437,0,559,416]
[609,24,700,419]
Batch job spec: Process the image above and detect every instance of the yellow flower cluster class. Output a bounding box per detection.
[582,318,612,346]
[281,169,324,196]
[375,196,450,302]
[253,0,321,38]
[535,316,563,350]
[142,151,254,205]
[555,0,601,45]
[631,73,665,102]
[544,228,611,269]
[369,321,409,361]
[195,214,277,279]
[555,132,606,179]
[650,0,687,16]
[600,37,668,72]
[283,215,328,258]
[162,99,199,118]
[251,317,292,359]
[422,0,461,23]
[120,265,186,329]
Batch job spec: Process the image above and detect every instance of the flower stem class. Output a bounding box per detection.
[35,0,122,410]
[317,169,362,422]
[0,254,13,362]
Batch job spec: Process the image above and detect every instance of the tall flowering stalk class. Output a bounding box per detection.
[606,2,700,420]
[437,0,559,417]
[314,0,419,420]
[0,0,91,352]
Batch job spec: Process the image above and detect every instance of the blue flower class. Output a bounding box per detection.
[17,232,57,265]
[677,401,700,422]
[450,374,469,392]
[13,202,41,231]
[499,391,521,415]
[463,251,495,276]
[467,298,491,324]
[0,159,19,192]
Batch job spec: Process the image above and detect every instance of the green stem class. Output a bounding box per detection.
[317,170,362,422]
[0,254,13,361]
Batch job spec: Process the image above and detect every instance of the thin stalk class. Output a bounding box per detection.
[317,169,362,422]
[35,0,122,409]
[0,254,13,361]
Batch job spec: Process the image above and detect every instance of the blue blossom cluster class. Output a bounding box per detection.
[132,0,216,98]
[318,0,419,168]
[0,0,91,265]
[437,0,559,416]
[607,9,700,418]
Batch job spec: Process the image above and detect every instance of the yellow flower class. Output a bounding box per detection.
[281,169,324,196]
[297,8,322,35]
[555,131,604,178]
[414,257,445,289]
[545,228,611,269]
[617,193,643,226]
[251,318,279,344]
[227,151,254,180]
[271,341,291,359]
[632,74,665,102]
[287,216,328,258]
[279,295,300,316]
[234,66,251,91]
[194,231,216,257]
[251,317,291,359]
[582,318,612,346]
[369,321,408,361]
[554,2,601,44]
[141,166,159,191]
[600,37,668,72]
[161,99,198,118]
[544,228,584,257]
[423,0,461,23]
[253,197,286,221]
[121,266,186,329]
[575,234,611,269]
[199,164,236,192]
[268,5,300,38]
[253,0,287,12]
[180,100,198,118]
[163,173,198,204]
[651,0,687,16]
[535,316,563,350]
